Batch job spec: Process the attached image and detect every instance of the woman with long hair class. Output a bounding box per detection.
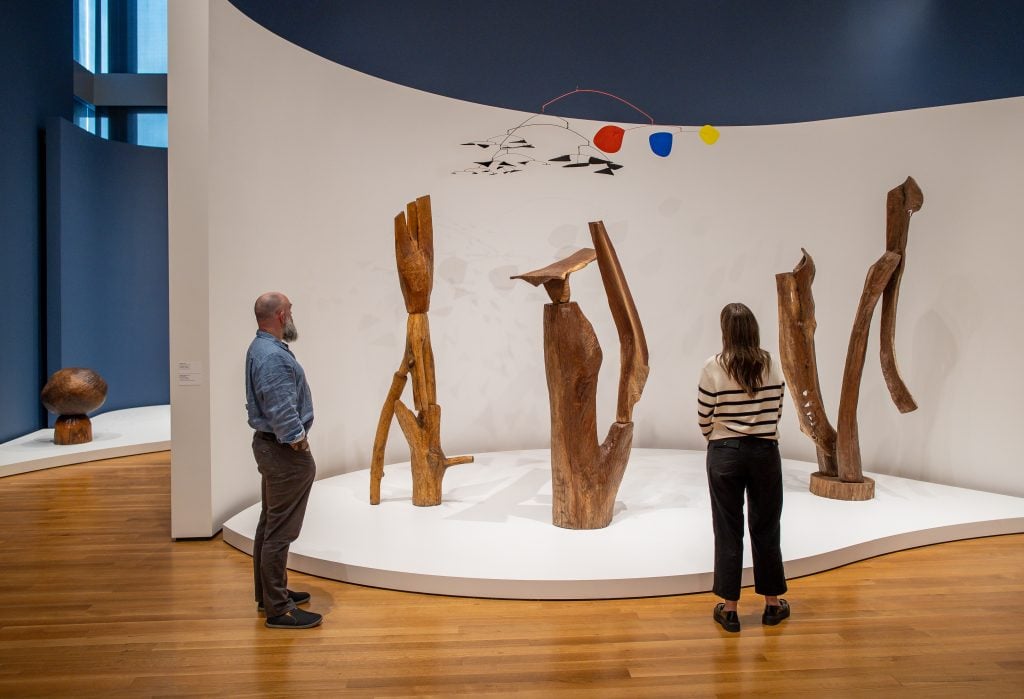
[698,302,789,632]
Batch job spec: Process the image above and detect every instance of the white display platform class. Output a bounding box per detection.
[222,448,1024,599]
[0,405,171,478]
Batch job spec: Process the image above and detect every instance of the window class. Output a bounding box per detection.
[133,0,168,74]
[132,112,168,148]
[73,0,167,147]
[74,0,98,72]
[73,98,97,135]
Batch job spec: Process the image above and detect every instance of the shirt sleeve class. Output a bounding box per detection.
[252,353,306,444]
[697,364,716,441]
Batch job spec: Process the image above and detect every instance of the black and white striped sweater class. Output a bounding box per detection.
[697,354,785,442]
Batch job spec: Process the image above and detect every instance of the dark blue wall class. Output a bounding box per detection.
[0,1,72,442]
[45,119,169,418]
[230,0,1024,125]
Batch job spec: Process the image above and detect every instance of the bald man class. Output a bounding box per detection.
[245,292,322,629]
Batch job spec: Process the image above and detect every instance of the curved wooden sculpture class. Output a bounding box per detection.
[776,177,922,501]
[369,195,473,506]
[513,221,649,529]
[775,250,838,476]
[880,177,923,413]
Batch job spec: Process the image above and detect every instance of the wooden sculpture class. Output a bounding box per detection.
[41,367,108,445]
[776,176,923,501]
[369,195,473,506]
[513,221,649,529]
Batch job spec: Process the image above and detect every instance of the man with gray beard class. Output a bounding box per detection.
[245,291,322,629]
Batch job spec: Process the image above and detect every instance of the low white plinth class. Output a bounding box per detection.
[0,405,171,478]
[222,448,1024,599]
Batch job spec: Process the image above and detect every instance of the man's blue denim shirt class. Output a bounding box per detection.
[245,330,314,444]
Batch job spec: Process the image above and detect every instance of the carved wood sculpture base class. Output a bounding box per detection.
[54,414,92,445]
[394,402,474,507]
[544,302,635,529]
[809,472,875,501]
[553,422,634,530]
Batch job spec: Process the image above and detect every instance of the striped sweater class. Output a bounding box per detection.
[697,353,785,441]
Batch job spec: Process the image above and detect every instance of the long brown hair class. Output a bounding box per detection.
[718,303,770,396]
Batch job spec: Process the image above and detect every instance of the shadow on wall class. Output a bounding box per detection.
[888,297,965,485]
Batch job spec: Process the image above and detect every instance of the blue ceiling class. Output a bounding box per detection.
[229,0,1024,126]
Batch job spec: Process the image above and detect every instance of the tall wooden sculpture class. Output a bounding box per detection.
[513,221,649,529]
[776,177,922,501]
[369,195,473,506]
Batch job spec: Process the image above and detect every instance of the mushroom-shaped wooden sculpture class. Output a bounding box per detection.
[40,368,108,445]
[513,221,649,529]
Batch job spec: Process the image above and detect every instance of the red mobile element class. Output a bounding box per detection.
[594,125,625,153]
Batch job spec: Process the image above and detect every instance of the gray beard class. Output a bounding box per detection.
[282,318,299,342]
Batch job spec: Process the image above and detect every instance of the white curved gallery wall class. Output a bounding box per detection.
[169,0,1024,536]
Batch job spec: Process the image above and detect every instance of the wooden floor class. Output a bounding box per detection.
[0,452,1022,697]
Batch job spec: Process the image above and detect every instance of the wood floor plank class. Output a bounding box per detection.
[0,451,1022,697]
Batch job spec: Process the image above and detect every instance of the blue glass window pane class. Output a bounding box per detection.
[99,0,109,73]
[74,99,97,135]
[134,0,168,74]
[134,112,168,148]
[74,0,97,71]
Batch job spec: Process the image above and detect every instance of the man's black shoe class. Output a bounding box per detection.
[762,599,790,626]
[265,608,323,629]
[713,603,740,632]
[258,589,311,612]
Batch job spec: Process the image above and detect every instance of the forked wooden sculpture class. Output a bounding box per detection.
[513,221,649,529]
[369,195,473,506]
[776,176,923,501]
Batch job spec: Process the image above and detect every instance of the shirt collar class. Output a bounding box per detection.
[256,329,289,351]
